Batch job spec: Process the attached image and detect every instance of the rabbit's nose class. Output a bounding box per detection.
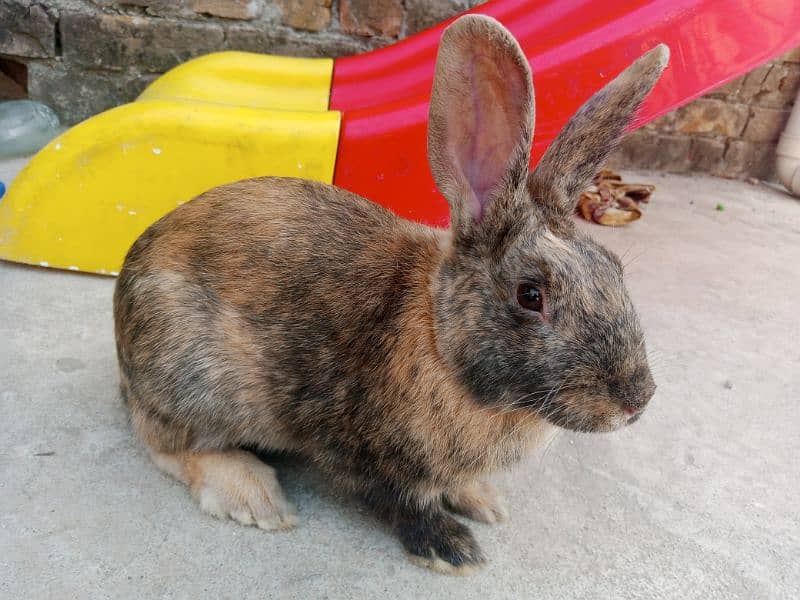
[624,405,640,418]
[629,375,656,415]
[623,404,644,425]
[611,367,656,415]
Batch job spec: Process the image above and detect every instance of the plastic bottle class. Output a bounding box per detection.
[0,100,63,159]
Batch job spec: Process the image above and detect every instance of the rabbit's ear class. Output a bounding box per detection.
[528,45,669,217]
[428,15,534,239]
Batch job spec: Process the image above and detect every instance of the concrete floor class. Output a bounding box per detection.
[1,168,799,599]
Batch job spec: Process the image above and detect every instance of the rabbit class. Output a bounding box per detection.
[114,14,666,575]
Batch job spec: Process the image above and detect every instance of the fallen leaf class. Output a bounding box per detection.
[578,169,654,226]
[593,169,622,183]
[598,205,642,226]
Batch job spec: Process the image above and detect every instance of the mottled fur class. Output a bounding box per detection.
[114,15,664,574]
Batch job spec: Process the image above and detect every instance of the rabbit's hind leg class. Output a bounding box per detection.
[151,448,297,530]
[131,403,297,531]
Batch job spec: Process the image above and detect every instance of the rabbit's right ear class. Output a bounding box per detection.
[527,45,669,218]
[428,15,534,242]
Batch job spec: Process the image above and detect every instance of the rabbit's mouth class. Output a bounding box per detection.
[624,409,643,426]
[534,389,647,433]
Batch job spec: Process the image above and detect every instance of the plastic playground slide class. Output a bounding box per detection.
[1,0,799,275]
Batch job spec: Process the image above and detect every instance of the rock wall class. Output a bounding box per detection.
[609,48,800,180]
[0,0,483,123]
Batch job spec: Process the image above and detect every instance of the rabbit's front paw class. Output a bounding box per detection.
[400,509,486,575]
[444,479,508,524]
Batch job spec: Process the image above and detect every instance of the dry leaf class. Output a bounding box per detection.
[596,205,642,226]
[578,169,654,226]
[593,169,622,183]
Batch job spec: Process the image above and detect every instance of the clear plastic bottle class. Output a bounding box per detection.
[0,100,63,159]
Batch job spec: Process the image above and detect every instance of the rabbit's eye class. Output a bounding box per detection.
[517,283,543,313]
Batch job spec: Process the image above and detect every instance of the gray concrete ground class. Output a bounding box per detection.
[1,167,799,599]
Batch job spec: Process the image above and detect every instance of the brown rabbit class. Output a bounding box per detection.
[114,15,666,574]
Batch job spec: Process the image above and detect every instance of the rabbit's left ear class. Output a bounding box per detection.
[528,45,670,217]
[427,15,534,240]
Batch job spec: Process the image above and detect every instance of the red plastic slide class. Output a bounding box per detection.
[330,0,800,226]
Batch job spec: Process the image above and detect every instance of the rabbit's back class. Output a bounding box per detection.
[114,176,442,455]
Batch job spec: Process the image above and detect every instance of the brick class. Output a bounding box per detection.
[188,0,263,19]
[405,0,481,36]
[761,63,791,93]
[27,62,157,125]
[93,0,157,7]
[0,0,58,58]
[673,98,749,137]
[0,57,27,88]
[645,111,677,133]
[61,12,225,73]
[227,25,374,57]
[737,63,772,102]
[723,140,776,179]
[708,74,744,99]
[606,130,691,173]
[93,0,188,18]
[753,62,800,108]
[340,0,402,37]
[778,46,800,63]
[742,106,791,142]
[689,136,726,173]
[0,70,26,100]
[275,0,331,32]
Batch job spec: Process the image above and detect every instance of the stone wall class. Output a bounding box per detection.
[1,0,798,180]
[0,0,483,124]
[608,48,800,180]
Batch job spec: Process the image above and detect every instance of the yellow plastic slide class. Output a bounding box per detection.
[0,53,340,275]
